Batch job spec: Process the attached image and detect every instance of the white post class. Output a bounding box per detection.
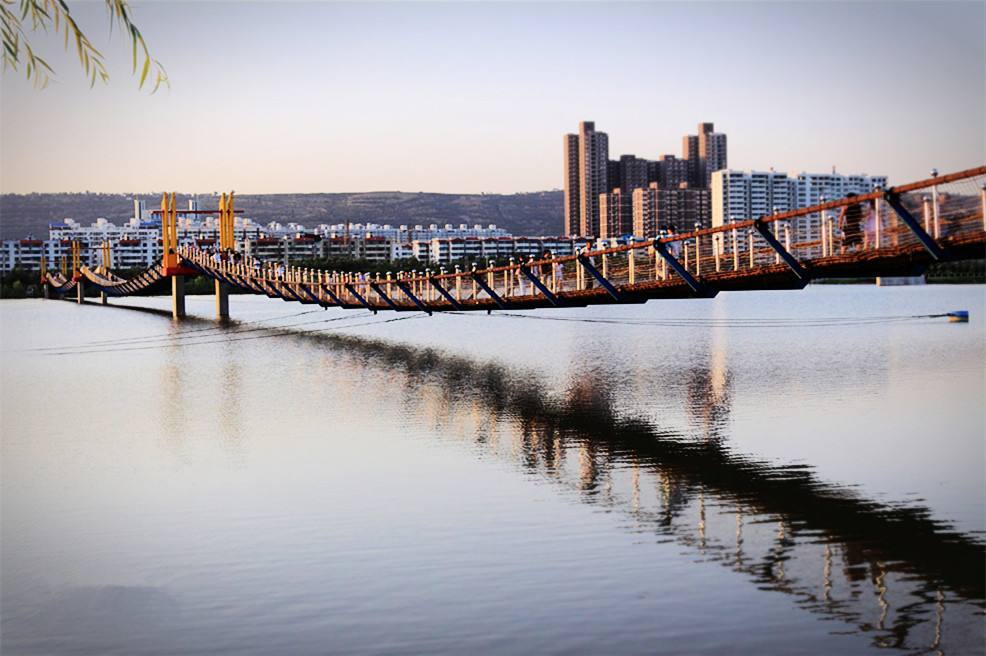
[922,196,932,234]
[683,243,690,272]
[628,249,635,285]
[714,234,721,273]
[748,231,754,269]
[694,233,701,276]
[731,227,739,271]
[820,214,827,256]
[931,171,941,238]
[874,196,882,249]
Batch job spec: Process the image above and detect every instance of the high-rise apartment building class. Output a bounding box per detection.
[632,182,711,238]
[632,185,659,238]
[607,160,621,192]
[711,169,887,256]
[682,122,727,188]
[711,170,795,228]
[682,134,700,188]
[656,155,689,189]
[619,155,650,194]
[599,188,631,238]
[563,134,580,236]
[565,120,722,235]
[792,172,888,253]
[578,121,610,238]
[701,135,728,187]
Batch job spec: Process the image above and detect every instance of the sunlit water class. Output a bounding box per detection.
[2,285,984,655]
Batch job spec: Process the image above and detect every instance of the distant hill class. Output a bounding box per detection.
[0,191,564,240]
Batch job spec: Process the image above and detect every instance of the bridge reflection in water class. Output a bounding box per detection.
[247,322,985,655]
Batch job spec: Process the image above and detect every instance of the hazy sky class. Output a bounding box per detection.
[1,1,983,194]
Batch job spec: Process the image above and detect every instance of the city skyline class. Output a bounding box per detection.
[1,2,983,195]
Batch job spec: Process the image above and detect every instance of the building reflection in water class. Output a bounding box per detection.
[276,327,983,654]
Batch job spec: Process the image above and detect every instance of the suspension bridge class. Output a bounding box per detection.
[42,166,986,320]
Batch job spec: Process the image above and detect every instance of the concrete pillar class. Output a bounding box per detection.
[172,276,186,320]
[43,283,50,300]
[100,291,108,305]
[215,279,229,319]
[76,280,85,304]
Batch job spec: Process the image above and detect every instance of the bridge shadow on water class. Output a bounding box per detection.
[270,323,985,653]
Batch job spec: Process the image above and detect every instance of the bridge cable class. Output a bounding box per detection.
[448,312,958,328]
[25,309,342,353]
[66,308,326,347]
[42,314,424,357]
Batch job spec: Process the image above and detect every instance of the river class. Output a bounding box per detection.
[2,284,984,655]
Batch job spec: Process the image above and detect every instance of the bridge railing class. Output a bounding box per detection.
[174,166,984,310]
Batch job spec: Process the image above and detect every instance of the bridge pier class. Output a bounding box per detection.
[76,280,85,304]
[172,276,186,320]
[215,280,229,319]
[101,291,108,305]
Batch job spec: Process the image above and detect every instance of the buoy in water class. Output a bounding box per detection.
[947,310,969,323]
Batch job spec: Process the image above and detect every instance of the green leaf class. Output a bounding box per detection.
[138,53,148,88]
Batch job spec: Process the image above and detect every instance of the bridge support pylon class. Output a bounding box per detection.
[172,276,186,320]
[100,291,108,305]
[215,280,229,319]
[76,280,85,304]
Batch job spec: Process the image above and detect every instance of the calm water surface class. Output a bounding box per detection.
[2,285,984,655]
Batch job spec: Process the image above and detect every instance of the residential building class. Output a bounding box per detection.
[563,133,580,236]
[599,189,631,238]
[682,133,700,189]
[711,169,887,257]
[792,172,888,253]
[619,155,649,195]
[577,121,609,238]
[633,183,711,238]
[711,170,796,228]
[682,122,727,188]
[656,155,689,189]
[413,236,580,265]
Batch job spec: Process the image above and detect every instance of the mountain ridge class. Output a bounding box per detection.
[0,190,564,240]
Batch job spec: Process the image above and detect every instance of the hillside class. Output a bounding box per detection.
[0,191,564,240]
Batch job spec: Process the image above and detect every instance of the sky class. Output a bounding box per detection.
[0,1,983,195]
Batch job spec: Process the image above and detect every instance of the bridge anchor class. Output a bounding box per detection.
[883,191,946,260]
[654,239,715,297]
[577,254,622,301]
[753,218,810,285]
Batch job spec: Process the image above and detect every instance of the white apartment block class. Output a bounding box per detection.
[415,236,579,265]
[712,169,888,257]
[315,222,509,243]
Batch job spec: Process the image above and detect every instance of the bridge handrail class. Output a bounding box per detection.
[333,165,986,284]
[70,165,985,309]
